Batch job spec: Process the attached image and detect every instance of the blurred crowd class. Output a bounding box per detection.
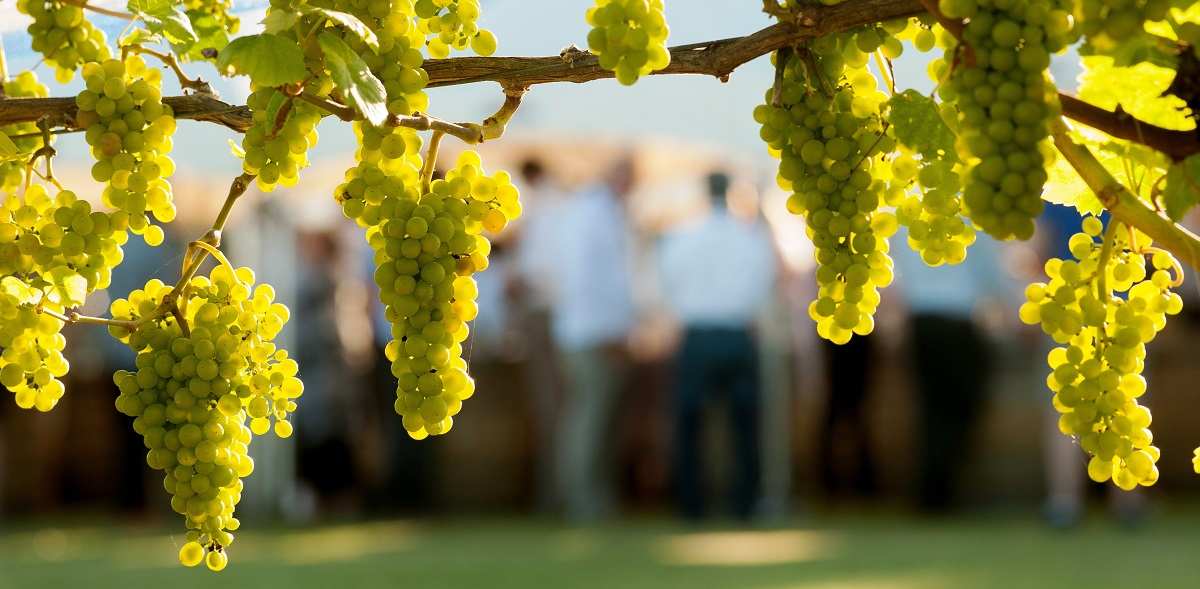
[4,150,1200,530]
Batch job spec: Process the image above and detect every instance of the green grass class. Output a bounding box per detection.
[1,511,1197,588]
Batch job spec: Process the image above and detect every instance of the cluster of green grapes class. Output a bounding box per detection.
[1,72,50,195]
[414,0,497,57]
[937,0,1075,241]
[586,0,671,85]
[343,1,432,117]
[108,265,300,571]
[0,183,133,411]
[17,0,110,82]
[1019,217,1183,490]
[0,282,68,412]
[357,151,518,438]
[185,0,241,37]
[76,56,177,246]
[755,45,896,344]
[239,88,323,192]
[891,154,976,266]
[1075,0,1169,44]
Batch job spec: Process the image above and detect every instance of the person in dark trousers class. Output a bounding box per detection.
[891,228,1017,512]
[817,335,878,499]
[658,172,777,520]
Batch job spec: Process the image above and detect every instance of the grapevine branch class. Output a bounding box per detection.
[1053,119,1200,271]
[0,0,1193,159]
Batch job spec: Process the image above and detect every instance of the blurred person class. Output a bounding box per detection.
[550,156,637,522]
[510,157,568,511]
[817,334,878,500]
[657,171,777,521]
[891,229,1017,512]
[1037,205,1144,528]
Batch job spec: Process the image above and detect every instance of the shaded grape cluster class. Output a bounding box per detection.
[239,88,322,192]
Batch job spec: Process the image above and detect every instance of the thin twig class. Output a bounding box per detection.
[123,46,213,94]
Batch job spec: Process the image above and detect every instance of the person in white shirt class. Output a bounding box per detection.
[657,172,777,521]
[550,157,637,522]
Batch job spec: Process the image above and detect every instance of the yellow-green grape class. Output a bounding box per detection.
[239,88,322,192]
[936,0,1075,241]
[1075,0,1168,46]
[108,265,301,569]
[356,10,431,117]
[415,0,493,57]
[754,39,896,345]
[586,0,671,85]
[1019,218,1183,490]
[1,72,50,195]
[76,56,177,242]
[892,155,977,266]
[16,0,110,82]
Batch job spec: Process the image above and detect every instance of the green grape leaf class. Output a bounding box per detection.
[302,6,378,53]
[178,9,231,61]
[118,28,162,48]
[261,9,299,35]
[318,32,387,126]
[1080,34,1177,69]
[1162,154,1200,221]
[886,89,957,162]
[0,133,20,160]
[126,0,173,17]
[216,34,307,88]
[45,267,87,307]
[143,9,199,47]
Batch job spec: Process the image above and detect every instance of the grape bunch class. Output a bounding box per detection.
[755,45,897,344]
[937,0,1075,241]
[892,154,977,266]
[414,0,497,57]
[108,264,301,571]
[185,0,241,37]
[1076,0,1169,45]
[1,71,50,195]
[239,88,323,192]
[76,56,177,246]
[17,0,110,82]
[349,5,432,118]
[363,151,519,439]
[0,183,131,411]
[586,0,671,85]
[1019,217,1183,490]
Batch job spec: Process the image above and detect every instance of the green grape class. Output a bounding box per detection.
[76,56,177,243]
[108,265,301,570]
[1019,218,1183,490]
[756,37,896,345]
[586,0,671,85]
[936,0,1076,241]
[17,0,111,82]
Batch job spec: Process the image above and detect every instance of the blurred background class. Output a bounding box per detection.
[4,1,1200,588]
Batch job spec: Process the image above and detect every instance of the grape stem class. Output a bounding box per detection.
[39,307,138,330]
[872,51,895,96]
[1052,118,1200,273]
[60,0,135,21]
[1095,220,1120,304]
[422,130,444,194]
[122,46,214,95]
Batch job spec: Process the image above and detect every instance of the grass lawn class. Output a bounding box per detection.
[1,510,1197,588]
